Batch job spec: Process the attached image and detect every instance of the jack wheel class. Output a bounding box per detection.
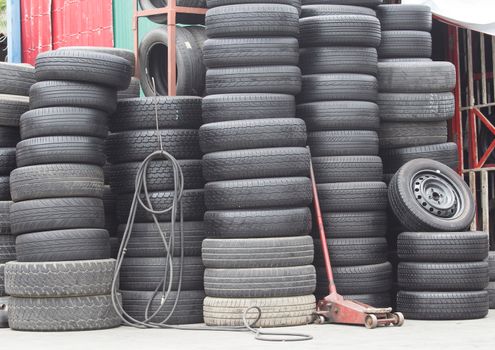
[393,312,405,327]
[365,314,378,329]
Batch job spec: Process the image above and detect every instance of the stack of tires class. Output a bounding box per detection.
[390,159,490,319]
[0,63,33,325]
[106,96,206,324]
[4,49,132,331]
[488,252,495,309]
[297,4,392,306]
[376,4,458,180]
[201,0,317,327]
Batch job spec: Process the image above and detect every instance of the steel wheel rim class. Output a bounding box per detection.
[411,170,463,219]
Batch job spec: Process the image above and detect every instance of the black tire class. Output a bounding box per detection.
[199,118,306,154]
[378,62,456,93]
[397,231,489,262]
[202,147,310,182]
[0,94,29,127]
[343,293,391,308]
[206,66,301,95]
[202,94,295,123]
[8,294,121,331]
[110,159,203,193]
[297,101,379,131]
[489,252,495,280]
[396,290,489,320]
[205,4,299,38]
[20,107,108,139]
[318,182,388,212]
[488,282,495,309]
[203,37,299,68]
[205,177,312,210]
[204,265,316,298]
[207,0,301,10]
[203,295,316,327]
[314,237,388,267]
[139,26,204,96]
[122,290,204,324]
[398,261,489,291]
[378,31,432,59]
[205,207,311,238]
[316,262,392,295]
[379,121,447,149]
[312,156,382,183]
[0,201,11,235]
[318,211,387,238]
[0,235,15,263]
[377,4,432,31]
[300,15,381,48]
[186,25,207,51]
[381,142,458,174]
[116,189,204,223]
[300,47,377,75]
[116,222,205,257]
[301,4,376,17]
[10,164,104,202]
[58,46,136,75]
[0,63,35,96]
[35,50,132,90]
[106,130,200,164]
[0,148,15,176]
[5,259,115,297]
[388,159,475,232]
[15,229,110,262]
[299,74,377,103]
[16,136,105,167]
[302,0,382,6]
[118,77,140,100]
[119,257,204,291]
[377,92,455,122]
[0,126,20,147]
[308,130,379,156]
[0,264,5,296]
[112,96,202,132]
[0,176,9,200]
[29,80,117,113]
[202,236,314,268]
[10,197,105,235]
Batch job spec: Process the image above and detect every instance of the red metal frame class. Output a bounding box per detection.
[132,0,206,96]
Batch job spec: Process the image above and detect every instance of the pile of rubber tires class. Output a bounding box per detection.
[489,252,495,309]
[3,48,133,331]
[376,4,458,180]
[297,1,392,307]
[390,158,490,319]
[0,62,33,328]
[139,26,206,96]
[107,96,206,324]
[201,0,317,327]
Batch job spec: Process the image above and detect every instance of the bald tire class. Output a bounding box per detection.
[203,295,316,327]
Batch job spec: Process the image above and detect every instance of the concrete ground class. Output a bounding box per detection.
[2,310,494,350]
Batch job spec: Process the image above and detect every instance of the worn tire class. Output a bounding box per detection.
[388,159,475,232]
[106,130,200,163]
[118,77,140,100]
[0,63,35,96]
[0,148,16,176]
[0,126,19,147]
[205,177,312,210]
[377,4,432,31]
[308,130,379,156]
[489,252,495,280]
[397,231,489,262]
[10,197,105,235]
[301,4,376,17]
[379,121,447,149]
[202,147,310,182]
[15,229,110,263]
[112,96,202,132]
[312,156,382,183]
[202,94,295,123]
[318,182,388,212]
[0,94,29,127]
[297,101,379,131]
[300,47,377,75]
[396,290,489,320]
[318,211,387,238]
[5,259,115,297]
[0,235,15,263]
[30,81,117,113]
[314,237,388,267]
[10,164,104,202]
[206,66,301,95]
[0,202,11,235]
[199,118,306,153]
[205,207,311,238]
[203,295,315,327]
[204,265,316,298]
[302,0,382,6]
[202,236,314,268]
[8,294,121,331]
[378,31,432,59]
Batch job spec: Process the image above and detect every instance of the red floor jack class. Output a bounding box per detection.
[309,157,405,329]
